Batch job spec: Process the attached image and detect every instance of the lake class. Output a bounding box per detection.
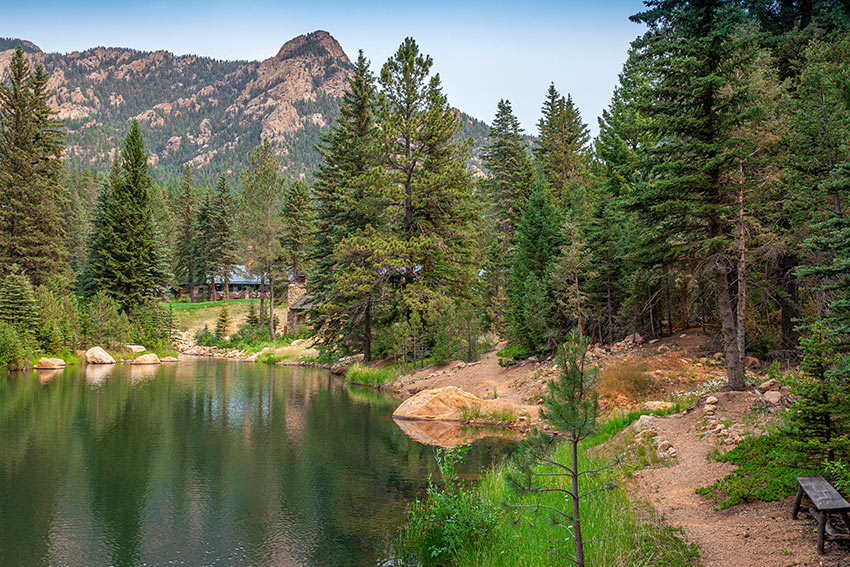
[0,359,510,567]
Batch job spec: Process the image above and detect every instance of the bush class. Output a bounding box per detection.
[0,322,36,370]
[697,433,819,509]
[344,363,397,387]
[34,285,84,351]
[599,362,654,399]
[195,325,217,347]
[215,305,231,340]
[130,300,175,351]
[83,291,131,348]
[399,447,499,566]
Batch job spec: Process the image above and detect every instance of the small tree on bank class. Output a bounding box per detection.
[506,329,614,567]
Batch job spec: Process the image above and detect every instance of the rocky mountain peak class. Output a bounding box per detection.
[273,30,347,63]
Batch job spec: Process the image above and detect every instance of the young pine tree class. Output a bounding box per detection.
[215,304,231,340]
[506,329,609,567]
[0,267,40,331]
[208,174,239,300]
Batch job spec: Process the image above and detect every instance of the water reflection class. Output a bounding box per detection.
[0,360,510,567]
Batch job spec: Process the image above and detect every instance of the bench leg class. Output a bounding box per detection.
[818,511,828,555]
[792,486,804,519]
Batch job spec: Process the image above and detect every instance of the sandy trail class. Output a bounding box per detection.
[634,403,849,567]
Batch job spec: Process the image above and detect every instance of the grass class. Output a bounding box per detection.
[697,432,819,509]
[163,298,254,312]
[344,363,398,387]
[460,405,518,424]
[29,349,84,366]
[448,421,699,567]
[599,361,654,399]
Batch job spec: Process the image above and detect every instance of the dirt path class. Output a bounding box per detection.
[634,403,849,566]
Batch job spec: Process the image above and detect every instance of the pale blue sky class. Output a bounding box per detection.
[1,0,647,135]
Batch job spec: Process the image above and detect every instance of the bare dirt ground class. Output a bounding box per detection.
[633,394,850,567]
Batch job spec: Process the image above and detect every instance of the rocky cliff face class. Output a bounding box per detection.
[0,31,354,181]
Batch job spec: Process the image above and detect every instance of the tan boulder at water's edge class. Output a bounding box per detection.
[35,357,66,369]
[131,353,161,365]
[392,386,524,423]
[125,344,146,353]
[85,346,116,364]
[160,356,178,363]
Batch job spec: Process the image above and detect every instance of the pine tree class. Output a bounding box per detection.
[83,121,166,310]
[0,48,68,285]
[630,0,762,390]
[174,165,199,301]
[534,84,590,209]
[509,187,563,354]
[192,187,215,300]
[506,329,604,567]
[481,99,534,331]
[0,267,40,331]
[281,179,312,282]
[308,50,383,355]
[379,37,480,318]
[215,304,230,340]
[208,174,239,299]
[239,140,285,335]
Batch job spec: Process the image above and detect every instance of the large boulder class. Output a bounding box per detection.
[125,344,146,353]
[743,356,761,369]
[757,378,780,392]
[763,390,783,405]
[624,332,644,345]
[392,386,524,423]
[160,356,179,363]
[330,354,364,375]
[35,357,65,369]
[131,353,161,365]
[85,346,116,364]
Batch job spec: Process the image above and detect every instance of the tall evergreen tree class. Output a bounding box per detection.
[208,174,239,299]
[239,140,285,335]
[281,179,312,282]
[0,48,68,285]
[0,267,40,331]
[509,187,563,353]
[379,37,480,317]
[630,0,762,390]
[534,84,590,209]
[175,165,199,301]
[308,51,383,354]
[481,99,534,331]
[83,121,166,310]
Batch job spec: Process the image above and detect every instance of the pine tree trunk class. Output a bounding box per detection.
[778,252,800,352]
[224,271,229,302]
[259,275,265,328]
[736,183,747,377]
[269,276,275,337]
[364,296,372,363]
[189,266,196,303]
[606,277,614,344]
[666,269,674,336]
[571,436,585,567]
[717,268,745,390]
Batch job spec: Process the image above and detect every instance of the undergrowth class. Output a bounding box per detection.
[697,432,819,509]
[344,363,397,387]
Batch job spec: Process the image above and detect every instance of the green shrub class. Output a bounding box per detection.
[83,291,131,348]
[215,305,231,340]
[194,325,217,347]
[399,447,499,566]
[697,433,819,509]
[130,300,175,351]
[0,322,36,370]
[344,363,397,386]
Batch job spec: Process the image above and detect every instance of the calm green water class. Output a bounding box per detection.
[0,359,509,567]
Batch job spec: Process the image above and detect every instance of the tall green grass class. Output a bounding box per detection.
[163,298,254,312]
[344,363,398,387]
[452,438,699,567]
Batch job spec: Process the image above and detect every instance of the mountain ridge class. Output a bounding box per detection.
[0,31,491,183]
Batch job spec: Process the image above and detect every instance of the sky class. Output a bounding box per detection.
[1,0,647,136]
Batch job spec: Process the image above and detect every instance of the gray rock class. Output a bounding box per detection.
[763,390,782,405]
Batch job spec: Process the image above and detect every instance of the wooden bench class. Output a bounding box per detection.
[792,476,850,554]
